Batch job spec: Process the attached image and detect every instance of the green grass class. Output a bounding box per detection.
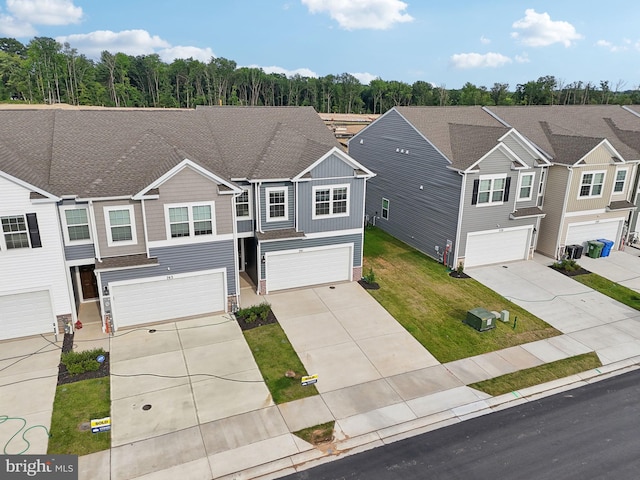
[243,323,318,404]
[469,353,602,396]
[363,227,560,363]
[573,272,640,311]
[293,421,335,445]
[48,377,111,456]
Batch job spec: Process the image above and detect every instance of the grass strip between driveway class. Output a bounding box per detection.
[363,227,560,363]
[243,323,318,404]
[48,377,110,456]
[469,352,602,396]
[572,272,640,311]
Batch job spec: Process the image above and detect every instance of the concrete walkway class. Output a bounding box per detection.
[575,249,640,293]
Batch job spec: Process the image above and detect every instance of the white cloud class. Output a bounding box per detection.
[511,9,582,47]
[450,52,512,69]
[301,0,413,30]
[0,13,35,36]
[596,39,628,53]
[480,35,491,45]
[515,52,530,63]
[7,0,82,25]
[159,46,215,63]
[248,64,318,78]
[351,72,377,85]
[56,29,171,57]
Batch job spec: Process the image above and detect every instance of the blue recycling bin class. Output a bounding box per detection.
[597,238,614,257]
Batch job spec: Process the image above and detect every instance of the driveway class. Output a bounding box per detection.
[0,334,61,454]
[468,259,640,365]
[576,249,640,293]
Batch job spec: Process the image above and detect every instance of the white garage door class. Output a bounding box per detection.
[565,220,622,248]
[0,290,54,340]
[266,244,352,292]
[110,270,226,329]
[465,227,532,268]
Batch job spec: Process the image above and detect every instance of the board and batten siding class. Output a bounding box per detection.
[144,166,234,242]
[259,182,295,231]
[64,243,96,261]
[349,109,460,266]
[94,199,146,257]
[99,239,237,296]
[258,233,362,279]
[0,176,72,317]
[297,177,365,233]
[537,166,570,257]
[458,151,539,257]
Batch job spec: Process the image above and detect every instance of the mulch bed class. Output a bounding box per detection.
[57,333,110,386]
[449,271,471,279]
[235,310,279,331]
[358,279,380,290]
[550,265,591,277]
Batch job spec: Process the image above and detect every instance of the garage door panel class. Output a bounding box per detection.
[267,245,352,292]
[565,220,621,248]
[465,228,531,268]
[111,272,225,329]
[0,290,54,340]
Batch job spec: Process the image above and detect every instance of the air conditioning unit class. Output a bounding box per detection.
[464,308,496,332]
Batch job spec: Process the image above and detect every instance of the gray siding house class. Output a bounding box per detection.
[0,106,373,337]
[349,107,549,269]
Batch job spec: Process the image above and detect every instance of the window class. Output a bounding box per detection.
[63,207,91,243]
[313,185,350,219]
[235,189,251,219]
[1,215,29,249]
[614,169,628,193]
[579,171,605,198]
[537,168,546,207]
[166,203,214,238]
[472,175,510,206]
[105,206,137,246]
[266,187,288,222]
[517,173,535,201]
[381,198,389,220]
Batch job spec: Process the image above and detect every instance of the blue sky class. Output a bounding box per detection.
[1,0,638,89]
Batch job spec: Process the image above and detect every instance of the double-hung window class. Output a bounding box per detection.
[235,189,251,219]
[1,215,29,249]
[473,175,510,206]
[62,207,91,244]
[614,169,628,193]
[517,173,535,201]
[266,187,288,222]
[166,203,214,238]
[579,171,605,198]
[105,206,137,246]
[313,185,350,219]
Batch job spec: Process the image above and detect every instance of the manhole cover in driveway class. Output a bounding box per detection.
[142,404,152,411]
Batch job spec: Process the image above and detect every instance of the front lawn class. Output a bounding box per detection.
[363,227,559,363]
[48,377,111,455]
[572,272,640,311]
[243,323,318,404]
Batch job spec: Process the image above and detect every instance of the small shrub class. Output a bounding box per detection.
[236,302,271,323]
[457,262,464,275]
[363,267,376,283]
[61,348,105,376]
[553,259,580,272]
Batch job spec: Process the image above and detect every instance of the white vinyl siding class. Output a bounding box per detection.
[578,171,605,198]
[105,205,137,247]
[266,187,288,222]
[312,184,350,219]
[465,227,531,268]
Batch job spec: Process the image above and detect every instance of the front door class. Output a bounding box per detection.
[79,265,99,300]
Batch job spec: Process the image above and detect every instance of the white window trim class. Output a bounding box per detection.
[0,214,29,251]
[104,205,138,247]
[235,187,252,220]
[578,170,606,199]
[476,173,507,206]
[381,198,389,220]
[312,184,350,220]
[164,202,216,240]
[517,172,535,202]
[60,205,93,245]
[613,167,629,194]
[265,186,289,222]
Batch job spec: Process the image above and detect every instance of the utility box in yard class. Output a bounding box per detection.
[465,307,496,332]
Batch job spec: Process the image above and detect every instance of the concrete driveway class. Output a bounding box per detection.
[468,259,640,365]
[0,334,61,455]
[576,249,640,293]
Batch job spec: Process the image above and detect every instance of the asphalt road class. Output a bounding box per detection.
[284,370,640,480]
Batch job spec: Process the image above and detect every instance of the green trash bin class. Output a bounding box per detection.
[587,240,604,258]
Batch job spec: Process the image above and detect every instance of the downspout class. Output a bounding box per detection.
[88,200,101,262]
[294,180,299,232]
[360,176,368,280]
[452,171,466,269]
[141,198,150,258]
[255,181,263,294]
[557,166,573,259]
[231,190,241,311]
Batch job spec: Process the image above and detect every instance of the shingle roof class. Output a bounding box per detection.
[486,105,640,164]
[0,106,341,197]
[394,107,510,170]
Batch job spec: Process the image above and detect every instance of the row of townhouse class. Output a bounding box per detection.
[0,106,374,341]
[348,105,640,269]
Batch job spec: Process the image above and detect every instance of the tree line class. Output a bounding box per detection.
[1,37,639,112]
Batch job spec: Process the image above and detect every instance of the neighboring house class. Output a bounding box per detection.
[486,106,640,259]
[348,107,550,269]
[0,106,373,339]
